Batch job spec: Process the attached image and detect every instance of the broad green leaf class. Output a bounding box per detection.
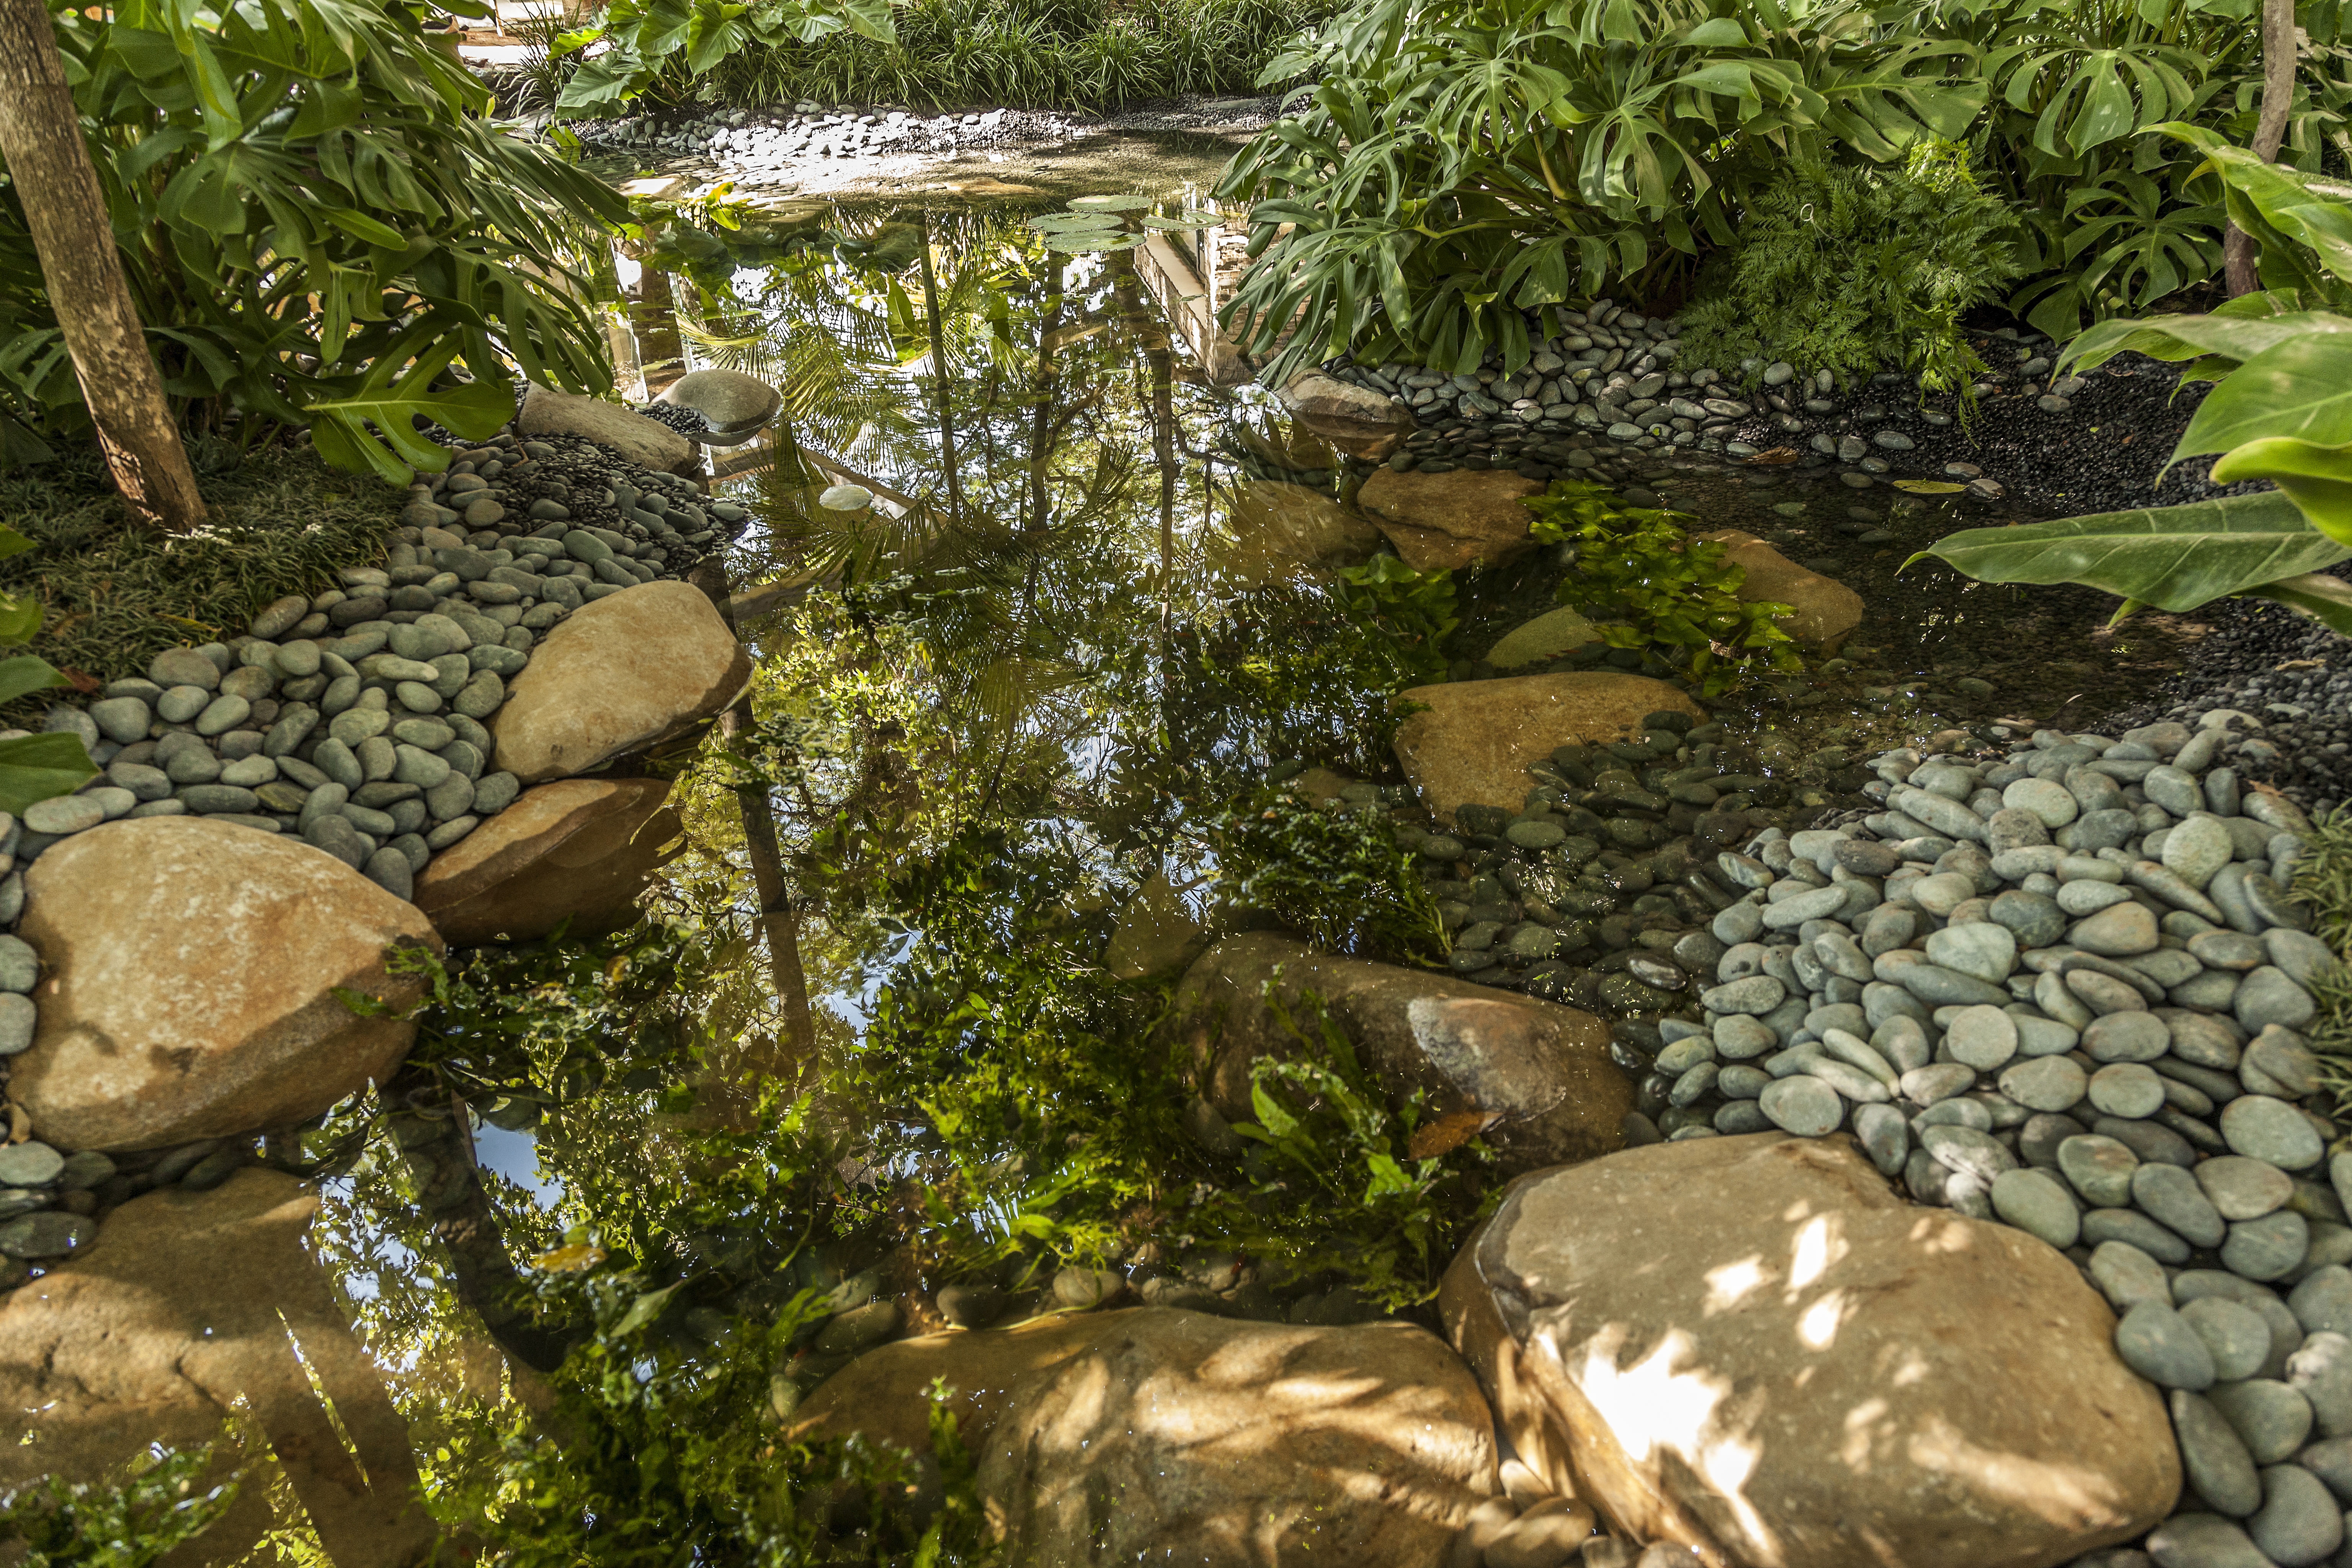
[1904,490,2351,614]
[0,733,100,815]
[2064,310,2352,377]
[0,655,68,705]
[0,527,33,563]
[2178,334,2352,458]
[2210,437,2352,547]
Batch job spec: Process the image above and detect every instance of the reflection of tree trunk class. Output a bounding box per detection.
[1114,254,1180,635]
[392,1101,578,1375]
[631,266,687,397]
[1027,253,1066,531]
[689,558,818,1070]
[0,0,207,534]
[2225,0,2298,296]
[916,212,964,525]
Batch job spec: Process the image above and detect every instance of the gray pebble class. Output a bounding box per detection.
[2211,1378,2316,1464]
[2084,1207,2192,1264]
[2116,1298,2218,1389]
[2084,1010,2171,1063]
[1998,1055,2087,1113]
[0,1211,91,1259]
[0,1142,63,1187]
[2292,1268,2352,1338]
[2238,966,2318,1032]
[2089,1062,2167,1119]
[2145,1513,2272,1568]
[2134,1161,2229,1248]
[1759,1074,1843,1136]
[2203,1156,2296,1222]
[1945,1004,2019,1070]
[2251,1462,2343,1565]
[2175,1388,2266,1516]
[2091,1239,2173,1312]
[2183,1298,2276,1383]
[1989,1166,2079,1248]
[1852,1102,1908,1175]
[2059,1135,2141,1207]
[2228,1211,2314,1282]
[2223,1097,2325,1171]
[2298,1434,2352,1502]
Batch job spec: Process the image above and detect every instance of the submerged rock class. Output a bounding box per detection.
[0,1170,441,1560]
[1102,869,1222,980]
[490,581,751,783]
[1442,1134,2179,1567]
[1486,606,1603,670]
[413,778,682,946]
[12,818,439,1152]
[976,1309,1496,1567]
[1275,370,1420,460]
[1356,467,1546,571]
[1160,933,1629,1174]
[1694,529,1865,650]
[1393,673,1705,823]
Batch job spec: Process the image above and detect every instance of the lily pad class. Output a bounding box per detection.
[1890,479,1967,493]
[818,483,874,511]
[1069,194,1151,212]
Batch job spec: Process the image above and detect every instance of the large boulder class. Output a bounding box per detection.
[1212,478,1383,587]
[490,581,752,784]
[1275,371,1419,460]
[413,779,681,946]
[975,1309,1496,1567]
[790,1311,1130,1456]
[1695,530,1864,650]
[1441,1134,2179,1568]
[1393,673,1704,824]
[12,818,440,1152]
[1356,468,1545,571]
[0,1169,439,1564]
[517,381,696,473]
[1161,933,1629,1174]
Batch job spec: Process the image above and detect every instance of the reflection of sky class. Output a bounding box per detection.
[474,1125,564,1209]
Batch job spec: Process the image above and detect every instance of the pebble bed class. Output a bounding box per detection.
[1608,718,2345,1567]
[567,104,1047,180]
[0,416,752,1284]
[1341,717,1855,1020]
[1323,303,2251,519]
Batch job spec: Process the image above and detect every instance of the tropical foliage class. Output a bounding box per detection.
[552,0,898,114]
[1206,784,1450,960]
[535,0,1328,114]
[0,0,625,479]
[1217,0,2351,382]
[1911,127,2352,632]
[1677,140,2020,392]
[0,1441,242,1567]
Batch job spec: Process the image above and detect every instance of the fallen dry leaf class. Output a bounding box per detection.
[1408,1109,1503,1160]
[1744,447,1802,465]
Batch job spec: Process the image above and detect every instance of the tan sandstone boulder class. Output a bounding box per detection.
[1393,674,1704,823]
[490,580,752,783]
[1213,478,1383,587]
[414,778,681,946]
[1275,371,1419,460]
[1696,529,1864,650]
[1160,933,1629,1175]
[517,381,696,472]
[789,1311,1130,1456]
[1485,606,1602,670]
[975,1309,1497,1567]
[1441,1134,2179,1568]
[0,1169,439,1564]
[13,818,440,1152]
[1356,469,1546,570]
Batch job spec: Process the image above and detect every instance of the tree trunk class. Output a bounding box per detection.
[0,0,206,532]
[2224,0,2300,296]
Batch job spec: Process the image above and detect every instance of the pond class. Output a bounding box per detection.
[0,184,2241,1564]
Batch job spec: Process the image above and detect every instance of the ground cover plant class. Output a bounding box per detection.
[1217,0,2348,382]
[1912,129,2352,633]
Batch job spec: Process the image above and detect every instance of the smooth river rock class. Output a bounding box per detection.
[1355,467,1544,571]
[1693,530,1865,650]
[489,580,752,783]
[1439,1133,2179,1568]
[413,779,681,946]
[11,818,439,1151]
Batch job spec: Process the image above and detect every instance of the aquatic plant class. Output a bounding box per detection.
[1527,481,1800,697]
[0,1440,242,1568]
[1332,552,1460,689]
[1675,142,2021,394]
